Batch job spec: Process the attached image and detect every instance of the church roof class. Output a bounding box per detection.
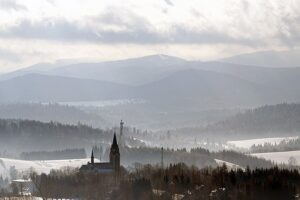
[111,133,119,151]
[94,162,113,169]
[80,162,113,173]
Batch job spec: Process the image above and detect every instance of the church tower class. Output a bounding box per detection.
[110,133,120,183]
[91,149,94,165]
[119,120,124,146]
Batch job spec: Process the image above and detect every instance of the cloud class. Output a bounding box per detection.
[0,19,97,41]
[0,1,300,48]
[0,10,258,46]
[0,0,27,11]
[164,0,174,6]
[0,48,20,62]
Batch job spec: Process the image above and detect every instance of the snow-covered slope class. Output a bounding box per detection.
[0,158,98,177]
[214,159,244,171]
[251,150,300,165]
[227,136,298,150]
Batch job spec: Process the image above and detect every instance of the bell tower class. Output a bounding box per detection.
[91,149,94,165]
[110,133,120,183]
[119,120,124,146]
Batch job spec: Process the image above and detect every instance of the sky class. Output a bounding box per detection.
[0,0,300,72]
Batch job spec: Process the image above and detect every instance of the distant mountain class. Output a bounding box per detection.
[0,54,187,85]
[0,103,105,127]
[48,54,186,85]
[0,73,133,102]
[0,63,58,80]
[221,50,300,68]
[1,53,300,109]
[0,69,297,110]
[187,61,300,100]
[205,103,300,137]
[0,58,92,80]
[138,69,285,110]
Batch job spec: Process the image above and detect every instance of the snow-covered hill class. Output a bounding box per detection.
[0,158,97,177]
[251,150,300,165]
[214,159,244,171]
[227,136,298,150]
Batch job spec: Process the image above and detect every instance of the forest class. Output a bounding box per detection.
[6,163,298,200]
[0,103,104,127]
[206,103,300,136]
[0,118,112,154]
[251,138,300,153]
[20,148,87,160]
[175,103,300,140]
[111,146,274,169]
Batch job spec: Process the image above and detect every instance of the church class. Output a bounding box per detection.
[80,133,121,181]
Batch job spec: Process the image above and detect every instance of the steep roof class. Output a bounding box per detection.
[111,133,119,150]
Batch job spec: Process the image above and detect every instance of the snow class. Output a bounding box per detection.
[12,179,31,183]
[0,158,97,177]
[58,99,145,107]
[214,159,244,171]
[227,136,298,149]
[251,150,300,165]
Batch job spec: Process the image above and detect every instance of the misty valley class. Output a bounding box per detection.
[0,51,300,199]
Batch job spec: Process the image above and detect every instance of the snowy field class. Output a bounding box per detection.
[0,158,97,177]
[226,136,298,150]
[251,150,300,165]
[214,159,244,171]
[57,98,145,107]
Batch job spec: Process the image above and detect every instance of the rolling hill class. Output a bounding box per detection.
[221,49,300,68]
[0,73,134,102]
[138,69,287,110]
[1,52,300,110]
[48,54,186,85]
[187,61,300,98]
[0,54,187,85]
[205,103,300,137]
[0,103,105,127]
[0,68,297,111]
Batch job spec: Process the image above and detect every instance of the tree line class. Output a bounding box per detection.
[12,163,300,200]
[100,146,274,169]
[205,103,300,135]
[20,148,87,160]
[251,138,300,153]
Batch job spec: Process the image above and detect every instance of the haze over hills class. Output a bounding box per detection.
[0,69,292,110]
[174,103,300,141]
[0,103,106,127]
[205,103,300,138]
[48,54,187,85]
[2,50,300,86]
[221,50,300,68]
[0,59,81,81]
[0,51,300,110]
[0,73,133,102]
[0,54,187,85]
[187,61,300,96]
[138,68,284,110]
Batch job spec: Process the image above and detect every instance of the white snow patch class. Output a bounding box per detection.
[251,150,300,165]
[227,136,298,149]
[0,158,95,177]
[214,159,244,171]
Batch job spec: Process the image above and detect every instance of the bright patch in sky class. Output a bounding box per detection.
[0,0,299,72]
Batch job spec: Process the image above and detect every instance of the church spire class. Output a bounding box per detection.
[110,133,120,184]
[110,133,120,160]
[112,133,119,150]
[91,149,94,164]
[119,120,124,146]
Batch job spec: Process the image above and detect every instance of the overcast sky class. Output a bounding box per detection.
[0,0,299,72]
